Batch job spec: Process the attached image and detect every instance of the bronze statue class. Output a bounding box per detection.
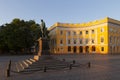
[40,19,49,38]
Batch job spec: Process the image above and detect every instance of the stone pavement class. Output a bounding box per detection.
[0,54,120,80]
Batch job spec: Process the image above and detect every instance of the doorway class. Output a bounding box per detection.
[79,46,83,53]
[73,46,77,53]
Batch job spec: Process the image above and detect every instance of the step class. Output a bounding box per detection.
[22,60,29,68]
[20,68,43,73]
[26,64,69,69]
[25,59,33,65]
[29,58,36,62]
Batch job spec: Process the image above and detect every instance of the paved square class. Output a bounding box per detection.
[0,54,120,80]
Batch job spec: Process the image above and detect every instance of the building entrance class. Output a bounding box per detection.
[85,46,89,53]
[79,46,83,53]
[73,46,77,53]
[92,46,96,52]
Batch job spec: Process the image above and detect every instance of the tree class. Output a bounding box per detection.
[0,18,43,54]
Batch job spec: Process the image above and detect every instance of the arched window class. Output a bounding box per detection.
[85,46,89,53]
[79,46,83,53]
[92,46,96,51]
[68,46,71,52]
[73,46,77,53]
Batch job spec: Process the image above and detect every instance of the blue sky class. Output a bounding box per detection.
[0,0,120,27]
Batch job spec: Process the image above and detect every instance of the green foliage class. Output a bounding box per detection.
[0,18,45,54]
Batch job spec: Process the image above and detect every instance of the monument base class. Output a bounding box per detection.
[38,37,50,55]
[34,37,50,61]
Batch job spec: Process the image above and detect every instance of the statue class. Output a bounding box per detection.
[40,19,45,38]
[36,19,50,57]
[40,19,48,38]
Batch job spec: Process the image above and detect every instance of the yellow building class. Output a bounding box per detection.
[48,17,120,54]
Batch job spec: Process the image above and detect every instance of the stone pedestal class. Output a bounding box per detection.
[34,37,50,60]
[40,38,50,55]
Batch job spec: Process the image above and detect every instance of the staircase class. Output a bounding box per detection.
[11,56,89,74]
[11,56,71,73]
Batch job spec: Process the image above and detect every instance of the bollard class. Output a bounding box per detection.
[6,69,10,77]
[69,64,72,70]
[44,66,47,72]
[88,62,91,68]
[9,60,11,70]
[6,60,11,77]
[73,60,75,64]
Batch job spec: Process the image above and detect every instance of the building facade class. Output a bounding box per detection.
[48,17,120,54]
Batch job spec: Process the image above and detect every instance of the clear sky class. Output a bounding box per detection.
[0,0,120,27]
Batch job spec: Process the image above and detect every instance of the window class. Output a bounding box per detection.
[101,47,104,51]
[68,39,71,44]
[86,31,88,34]
[80,31,82,35]
[92,46,96,51]
[74,39,76,44]
[60,31,63,35]
[86,39,88,44]
[68,31,70,36]
[92,39,94,44]
[101,28,104,32]
[68,46,71,51]
[58,48,59,51]
[61,47,63,51]
[73,31,76,35]
[110,36,112,43]
[101,37,104,43]
[80,39,82,44]
[92,30,94,34]
[60,39,63,44]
